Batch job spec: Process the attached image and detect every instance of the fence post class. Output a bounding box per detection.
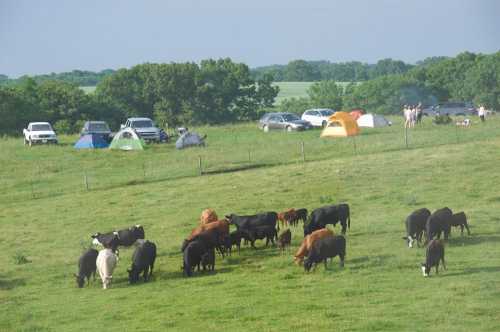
[198,156,202,176]
[248,150,251,164]
[404,126,408,149]
[84,173,89,191]
[142,162,146,181]
[455,125,459,144]
[301,141,305,162]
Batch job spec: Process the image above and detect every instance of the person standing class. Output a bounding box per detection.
[478,105,486,122]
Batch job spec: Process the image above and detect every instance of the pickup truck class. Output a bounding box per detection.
[120,117,161,142]
[23,122,58,146]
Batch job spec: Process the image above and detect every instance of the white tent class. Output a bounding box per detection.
[357,114,391,128]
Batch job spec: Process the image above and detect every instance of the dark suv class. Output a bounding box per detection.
[259,112,312,132]
[423,102,476,116]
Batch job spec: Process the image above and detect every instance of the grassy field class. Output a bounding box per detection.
[1,116,500,331]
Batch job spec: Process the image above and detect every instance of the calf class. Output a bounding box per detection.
[244,225,277,248]
[223,230,243,255]
[96,248,118,289]
[278,229,292,251]
[91,225,145,251]
[128,240,157,284]
[426,207,453,242]
[200,208,218,225]
[450,212,470,236]
[201,248,215,271]
[421,240,446,277]
[74,248,98,288]
[402,208,431,248]
[278,209,297,228]
[304,235,346,272]
[294,228,334,265]
[183,240,208,277]
[293,208,308,225]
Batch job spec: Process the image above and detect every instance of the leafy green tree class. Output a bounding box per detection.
[285,60,321,81]
[307,80,343,110]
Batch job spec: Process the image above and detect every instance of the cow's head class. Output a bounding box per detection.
[127,268,140,284]
[130,225,145,239]
[421,263,430,277]
[224,215,234,223]
[91,233,102,246]
[303,257,314,272]
[402,236,415,248]
[294,256,304,266]
[74,273,85,288]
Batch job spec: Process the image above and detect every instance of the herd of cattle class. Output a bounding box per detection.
[74,204,471,289]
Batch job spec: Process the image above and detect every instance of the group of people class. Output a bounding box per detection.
[403,103,423,128]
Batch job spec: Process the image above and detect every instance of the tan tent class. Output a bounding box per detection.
[321,112,360,138]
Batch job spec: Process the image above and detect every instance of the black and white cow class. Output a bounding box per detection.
[128,240,157,284]
[304,235,346,272]
[402,208,431,248]
[74,248,98,288]
[426,207,453,242]
[91,225,145,251]
[421,239,446,277]
[450,212,471,236]
[304,204,350,236]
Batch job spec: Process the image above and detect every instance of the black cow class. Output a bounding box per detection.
[421,239,446,277]
[223,230,243,255]
[128,240,157,284]
[182,228,225,257]
[402,208,431,248]
[426,207,453,242]
[183,240,208,277]
[74,248,98,288]
[226,212,278,233]
[201,248,215,271]
[304,204,350,236]
[91,225,145,251]
[450,212,471,236]
[294,208,308,225]
[243,225,277,248]
[304,235,346,272]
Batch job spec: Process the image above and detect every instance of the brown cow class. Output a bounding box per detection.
[200,208,218,225]
[278,209,297,228]
[294,228,334,265]
[188,219,230,242]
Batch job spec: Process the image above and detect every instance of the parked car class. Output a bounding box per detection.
[121,117,161,142]
[301,108,335,127]
[23,122,58,146]
[80,121,112,141]
[259,112,312,132]
[422,102,476,116]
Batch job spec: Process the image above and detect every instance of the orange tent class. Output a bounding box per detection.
[320,111,360,138]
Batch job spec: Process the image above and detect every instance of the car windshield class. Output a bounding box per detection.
[282,114,300,121]
[88,123,110,131]
[319,110,334,116]
[132,120,153,128]
[32,124,52,131]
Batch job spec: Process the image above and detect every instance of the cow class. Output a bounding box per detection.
[402,208,431,248]
[421,239,446,277]
[183,240,208,277]
[304,204,350,236]
[225,212,278,235]
[201,248,215,272]
[294,228,335,265]
[74,248,98,288]
[91,225,145,252]
[187,220,229,243]
[96,248,118,289]
[293,208,308,225]
[278,209,297,228]
[243,225,277,248]
[128,240,157,284]
[200,208,218,225]
[450,212,471,236]
[222,230,243,255]
[182,228,226,257]
[278,229,292,251]
[304,235,346,272]
[426,207,453,242]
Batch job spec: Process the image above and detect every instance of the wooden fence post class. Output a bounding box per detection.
[301,141,305,162]
[84,173,89,191]
[404,126,408,149]
[198,156,202,176]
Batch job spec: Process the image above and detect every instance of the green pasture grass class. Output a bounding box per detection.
[273,81,355,105]
[1,116,500,331]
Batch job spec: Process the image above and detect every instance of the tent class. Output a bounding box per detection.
[109,128,144,151]
[176,132,206,149]
[349,110,364,120]
[357,114,391,128]
[74,134,109,149]
[321,112,360,138]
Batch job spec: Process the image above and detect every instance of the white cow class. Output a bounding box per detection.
[96,248,118,289]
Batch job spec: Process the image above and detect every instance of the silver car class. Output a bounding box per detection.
[259,112,312,132]
[423,102,476,116]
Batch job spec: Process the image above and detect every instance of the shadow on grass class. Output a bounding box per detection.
[153,266,234,280]
[440,266,500,278]
[202,163,272,175]
[0,276,26,290]
[348,254,395,270]
[448,234,500,246]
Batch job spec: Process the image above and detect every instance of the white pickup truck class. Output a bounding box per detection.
[23,122,58,146]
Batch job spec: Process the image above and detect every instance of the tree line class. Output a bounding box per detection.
[0,69,116,87]
[278,51,500,115]
[0,59,278,135]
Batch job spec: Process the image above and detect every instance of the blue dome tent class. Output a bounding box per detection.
[74,134,110,149]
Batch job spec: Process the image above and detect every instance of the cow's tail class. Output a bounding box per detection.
[348,211,350,230]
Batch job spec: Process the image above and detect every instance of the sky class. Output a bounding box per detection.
[1,0,499,77]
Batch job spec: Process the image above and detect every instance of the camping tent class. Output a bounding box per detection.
[349,110,364,120]
[357,114,391,128]
[74,134,109,149]
[175,132,206,149]
[321,112,360,138]
[109,128,144,151]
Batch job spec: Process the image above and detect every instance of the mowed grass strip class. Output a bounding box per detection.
[1,119,500,331]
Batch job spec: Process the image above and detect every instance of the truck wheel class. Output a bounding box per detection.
[263,125,269,132]
[322,121,327,128]
[286,126,293,132]
[29,139,33,147]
